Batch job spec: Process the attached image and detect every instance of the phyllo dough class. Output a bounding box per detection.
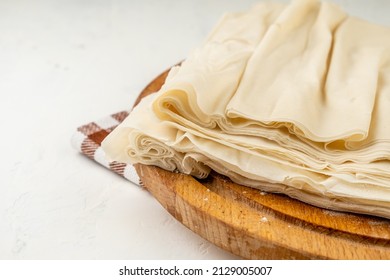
[102,0,390,218]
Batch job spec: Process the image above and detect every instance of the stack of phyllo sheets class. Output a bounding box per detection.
[102,0,390,218]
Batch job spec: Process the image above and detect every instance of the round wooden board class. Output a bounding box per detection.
[134,67,390,259]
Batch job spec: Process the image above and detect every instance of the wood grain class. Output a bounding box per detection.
[133,67,390,260]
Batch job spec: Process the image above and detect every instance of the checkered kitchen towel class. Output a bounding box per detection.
[71,111,141,186]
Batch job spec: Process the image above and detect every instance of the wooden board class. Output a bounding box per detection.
[134,68,390,259]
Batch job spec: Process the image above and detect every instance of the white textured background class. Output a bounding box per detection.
[1,0,389,259]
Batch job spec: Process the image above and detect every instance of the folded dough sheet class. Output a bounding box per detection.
[102,0,390,218]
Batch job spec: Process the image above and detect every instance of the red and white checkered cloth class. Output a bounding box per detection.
[71,111,141,186]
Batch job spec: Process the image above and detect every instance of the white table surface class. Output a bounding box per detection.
[1,0,389,260]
